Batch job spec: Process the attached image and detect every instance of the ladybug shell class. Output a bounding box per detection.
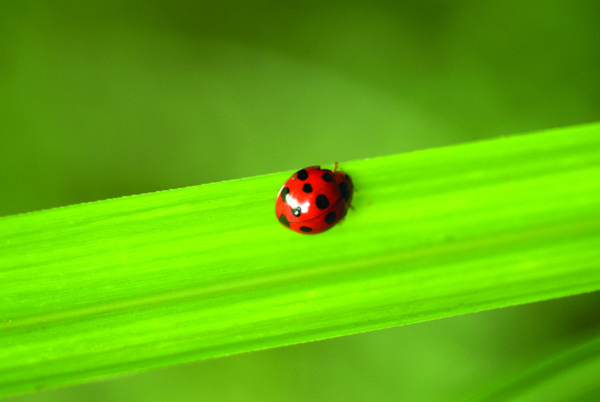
[276,166,348,234]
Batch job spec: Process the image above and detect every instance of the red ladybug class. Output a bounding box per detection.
[276,164,354,234]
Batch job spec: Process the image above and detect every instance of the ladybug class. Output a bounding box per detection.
[276,164,354,234]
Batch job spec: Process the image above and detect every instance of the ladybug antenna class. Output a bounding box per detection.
[333,162,338,174]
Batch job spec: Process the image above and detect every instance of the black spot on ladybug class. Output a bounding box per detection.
[316,194,329,210]
[325,211,336,224]
[279,214,290,228]
[292,206,302,217]
[296,169,308,180]
[302,183,313,193]
[321,172,333,182]
[339,182,350,202]
[280,187,290,202]
[299,226,313,232]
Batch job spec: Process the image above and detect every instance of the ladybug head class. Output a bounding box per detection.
[335,172,353,205]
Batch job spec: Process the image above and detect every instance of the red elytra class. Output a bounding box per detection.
[276,165,353,234]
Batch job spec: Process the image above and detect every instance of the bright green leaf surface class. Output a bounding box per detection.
[1,124,600,397]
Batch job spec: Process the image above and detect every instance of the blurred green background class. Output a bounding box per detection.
[2,1,599,400]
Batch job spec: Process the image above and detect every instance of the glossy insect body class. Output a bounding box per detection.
[276,165,353,234]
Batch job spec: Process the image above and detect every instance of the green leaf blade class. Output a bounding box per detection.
[1,123,600,396]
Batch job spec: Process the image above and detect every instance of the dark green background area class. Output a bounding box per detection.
[1,1,599,400]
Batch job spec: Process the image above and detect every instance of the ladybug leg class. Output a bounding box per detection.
[332,162,338,174]
[346,198,355,210]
